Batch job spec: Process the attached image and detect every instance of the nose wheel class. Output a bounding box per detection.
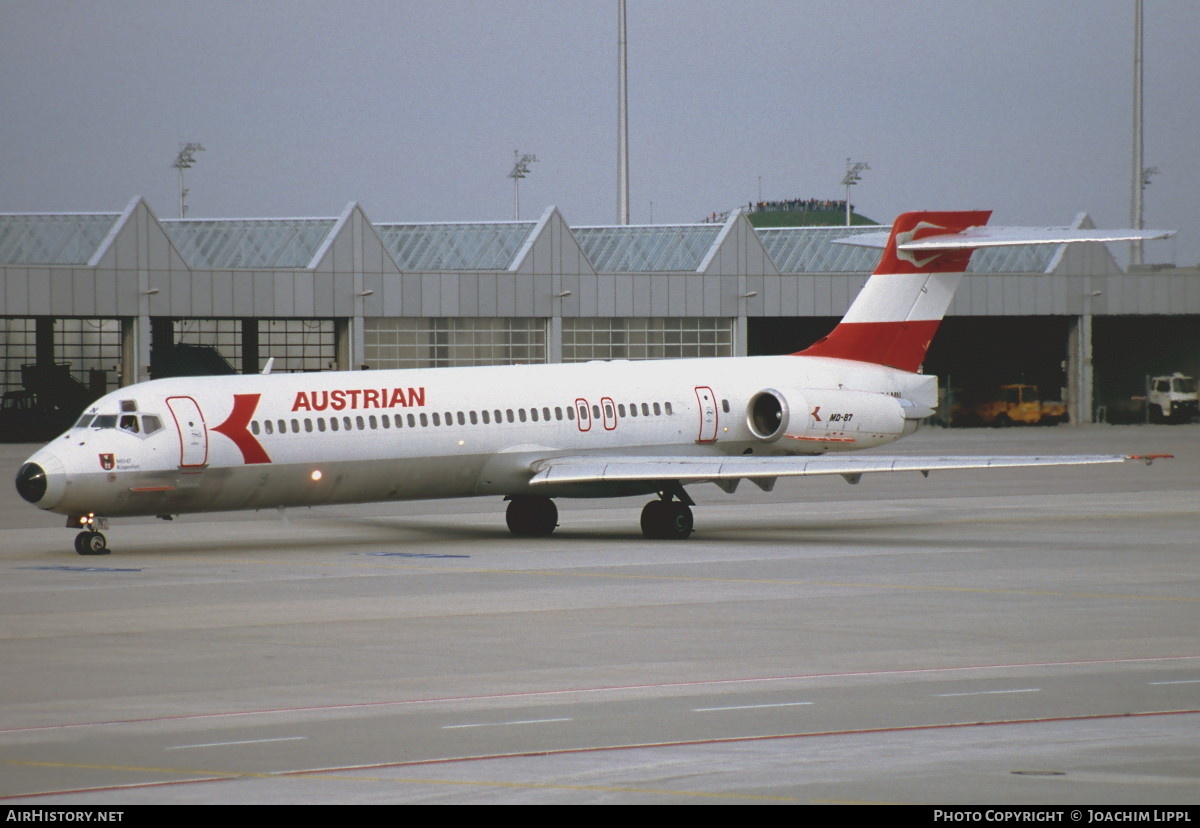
[74,531,109,556]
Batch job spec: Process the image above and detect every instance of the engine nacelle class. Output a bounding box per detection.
[745,387,911,450]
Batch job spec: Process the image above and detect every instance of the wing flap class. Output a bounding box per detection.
[528,453,1135,487]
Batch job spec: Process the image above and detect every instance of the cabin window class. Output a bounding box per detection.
[457,411,466,426]
[555,406,563,421]
[530,408,539,422]
[305,419,313,433]
[653,402,661,416]
[408,413,417,428]
[506,409,515,423]
[356,415,365,430]
[542,407,551,421]
[251,421,260,435]
[368,415,377,429]
[722,399,730,413]
[380,415,389,429]
[618,404,626,417]
[664,402,673,415]
[566,405,574,421]
[482,410,490,425]
[264,420,274,435]
[641,403,650,416]
[592,404,600,420]
[317,418,326,432]
[343,416,352,431]
[330,418,338,432]
[469,411,478,425]
[494,409,502,423]
[519,408,528,423]
[419,413,428,427]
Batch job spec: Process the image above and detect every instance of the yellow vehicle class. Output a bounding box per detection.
[973,384,1067,426]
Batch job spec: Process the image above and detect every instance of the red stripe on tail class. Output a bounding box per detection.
[796,210,991,371]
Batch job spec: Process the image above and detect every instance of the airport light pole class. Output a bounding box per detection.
[841,159,869,225]
[171,142,205,218]
[617,0,630,224]
[1130,0,1149,266]
[508,151,538,220]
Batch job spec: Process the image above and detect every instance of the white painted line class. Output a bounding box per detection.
[166,735,308,750]
[934,688,1041,698]
[692,701,814,712]
[442,717,573,730]
[1148,679,1200,686]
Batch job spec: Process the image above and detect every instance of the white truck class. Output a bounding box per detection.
[1147,373,1198,423]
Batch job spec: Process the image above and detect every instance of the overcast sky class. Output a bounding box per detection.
[3,0,1196,266]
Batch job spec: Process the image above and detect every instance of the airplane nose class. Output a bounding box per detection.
[16,462,48,504]
[15,452,66,509]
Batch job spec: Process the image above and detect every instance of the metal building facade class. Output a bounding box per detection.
[3,196,1197,429]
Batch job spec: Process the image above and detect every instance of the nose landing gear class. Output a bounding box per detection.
[69,514,110,555]
[74,530,109,556]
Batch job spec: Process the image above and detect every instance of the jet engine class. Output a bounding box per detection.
[745,387,913,450]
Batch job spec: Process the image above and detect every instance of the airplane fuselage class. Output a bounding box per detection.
[21,354,929,519]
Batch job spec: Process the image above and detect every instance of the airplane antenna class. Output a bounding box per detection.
[261,357,275,376]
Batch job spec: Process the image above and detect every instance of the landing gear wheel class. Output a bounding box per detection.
[505,495,558,537]
[74,531,109,556]
[641,499,693,540]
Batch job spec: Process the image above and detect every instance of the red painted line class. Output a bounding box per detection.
[5,708,1197,801]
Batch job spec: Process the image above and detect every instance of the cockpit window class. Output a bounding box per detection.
[91,414,118,429]
[142,415,163,435]
[119,414,140,434]
[75,414,94,429]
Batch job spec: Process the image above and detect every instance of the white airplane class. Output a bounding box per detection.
[15,210,1174,555]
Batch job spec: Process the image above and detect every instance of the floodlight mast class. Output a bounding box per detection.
[841,158,869,225]
[617,0,630,224]
[171,142,206,218]
[508,150,538,220]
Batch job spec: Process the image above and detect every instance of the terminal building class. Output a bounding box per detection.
[2,196,1197,438]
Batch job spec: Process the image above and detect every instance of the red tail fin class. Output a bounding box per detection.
[796,210,991,371]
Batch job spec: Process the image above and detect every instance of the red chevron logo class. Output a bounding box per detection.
[211,394,271,465]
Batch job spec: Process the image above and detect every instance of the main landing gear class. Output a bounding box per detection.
[505,495,559,537]
[640,491,694,540]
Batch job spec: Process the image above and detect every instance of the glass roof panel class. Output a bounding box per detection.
[0,213,120,265]
[375,222,536,271]
[161,219,336,269]
[755,226,885,273]
[968,244,1058,274]
[574,225,722,272]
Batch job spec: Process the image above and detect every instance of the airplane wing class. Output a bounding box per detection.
[836,226,1174,250]
[528,453,1167,489]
